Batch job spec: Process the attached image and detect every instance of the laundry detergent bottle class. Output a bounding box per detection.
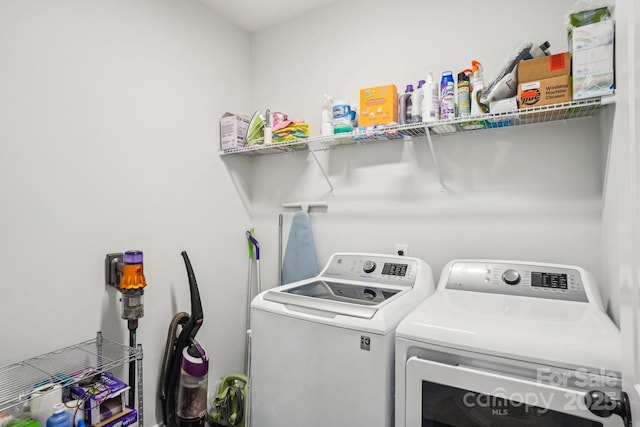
[46,404,72,427]
[412,80,425,123]
[398,84,414,125]
[421,72,439,122]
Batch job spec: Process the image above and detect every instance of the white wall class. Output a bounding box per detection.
[601,0,640,417]
[0,1,252,425]
[242,0,607,306]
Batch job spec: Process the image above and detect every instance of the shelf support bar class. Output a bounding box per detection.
[425,127,445,192]
[310,150,334,195]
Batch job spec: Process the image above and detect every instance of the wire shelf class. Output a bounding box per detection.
[218,97,612,156]
[0,333,138,413]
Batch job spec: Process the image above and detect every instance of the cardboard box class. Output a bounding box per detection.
[518,75,572,110]
[570,20,614,99]
[359,84,398,127]
[518,52,572,111]
[70,373,129,426]
[219,112,251,151]
[94,408,138,427]
[518,52,571,82]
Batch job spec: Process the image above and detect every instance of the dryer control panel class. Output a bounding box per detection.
[444,261,589,302]
[321,253,419,287]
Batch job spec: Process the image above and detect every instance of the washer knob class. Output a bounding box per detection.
[502,269,521,285]
[363,260,376,273]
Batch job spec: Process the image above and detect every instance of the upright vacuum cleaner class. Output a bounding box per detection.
[160,251,208,427]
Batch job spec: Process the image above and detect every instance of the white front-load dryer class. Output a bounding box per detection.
[250,252,435,427]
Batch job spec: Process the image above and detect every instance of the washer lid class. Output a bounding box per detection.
[396,289,621,375]
[263,280,401,319]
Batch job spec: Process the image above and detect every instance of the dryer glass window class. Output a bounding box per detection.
[421,381,602,426]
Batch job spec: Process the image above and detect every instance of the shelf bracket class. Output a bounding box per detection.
[425,127,445,192]
[310,150,334,195]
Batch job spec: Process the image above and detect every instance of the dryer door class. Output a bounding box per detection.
[405,356,624,427]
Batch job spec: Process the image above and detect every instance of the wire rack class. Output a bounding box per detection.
[0,332,139,413]
[218,97,612,156]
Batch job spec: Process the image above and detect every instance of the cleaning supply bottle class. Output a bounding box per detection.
[411,80,425,123]
[439,72,455,120]
[321,95,334,136]
[421,72,439,122]
[526,41,551,59]
[457,70,472,117]
[46,404,71,427]
[470,61,487,116]
[332,100,352,134]
[398,84,414,125]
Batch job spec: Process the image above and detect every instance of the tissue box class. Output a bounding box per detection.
[571,20,614,99]
[359,85,398,127]
[219,112,251,150]
[70,373,129,426]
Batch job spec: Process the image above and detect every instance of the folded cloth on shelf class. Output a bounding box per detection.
[272,121,309,143]
[281,210,319,285]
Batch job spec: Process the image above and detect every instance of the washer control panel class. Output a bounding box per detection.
[322,254,418,287]
[444,261,589,302]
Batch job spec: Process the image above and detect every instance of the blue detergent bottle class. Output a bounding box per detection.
[440,71,455,120]
[46,404,71,427]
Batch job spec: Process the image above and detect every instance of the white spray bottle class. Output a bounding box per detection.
[470,61,488,116]
[321,95,334,136]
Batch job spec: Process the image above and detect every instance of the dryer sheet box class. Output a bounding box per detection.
[219,112,251,151]
[359,84,398,127]
[69,373,129,426]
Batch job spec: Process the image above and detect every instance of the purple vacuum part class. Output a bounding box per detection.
[181,344,209,377]
[124,250,143,264]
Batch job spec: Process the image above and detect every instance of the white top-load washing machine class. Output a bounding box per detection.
[250,252,435,427]
[395,259,626,427]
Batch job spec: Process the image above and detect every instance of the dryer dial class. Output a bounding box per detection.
[502,269,521,285]
[363,260,377,273]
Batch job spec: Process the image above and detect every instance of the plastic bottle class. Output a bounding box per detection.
[398,85,414,125]
[411,80,425,123]
[439,72,455,120]
[526,41,551,59]
[421,72,439,122]
[46,404,71,427]
[332,100,352,134]
[470,61,487,116]
[263,109,272,144]
[457,70,471,117]
[321,95,334,136]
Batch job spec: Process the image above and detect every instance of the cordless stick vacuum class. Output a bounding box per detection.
[160,251,208,427]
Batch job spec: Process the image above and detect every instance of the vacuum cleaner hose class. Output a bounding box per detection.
[160,311,190,426]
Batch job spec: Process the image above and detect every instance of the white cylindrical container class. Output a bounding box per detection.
[332,100,352,134]
[422,72,439,122]
[412,80,424,123]
[30,384,63,427]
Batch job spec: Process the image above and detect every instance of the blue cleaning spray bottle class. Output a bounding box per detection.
[439,72,455,120]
